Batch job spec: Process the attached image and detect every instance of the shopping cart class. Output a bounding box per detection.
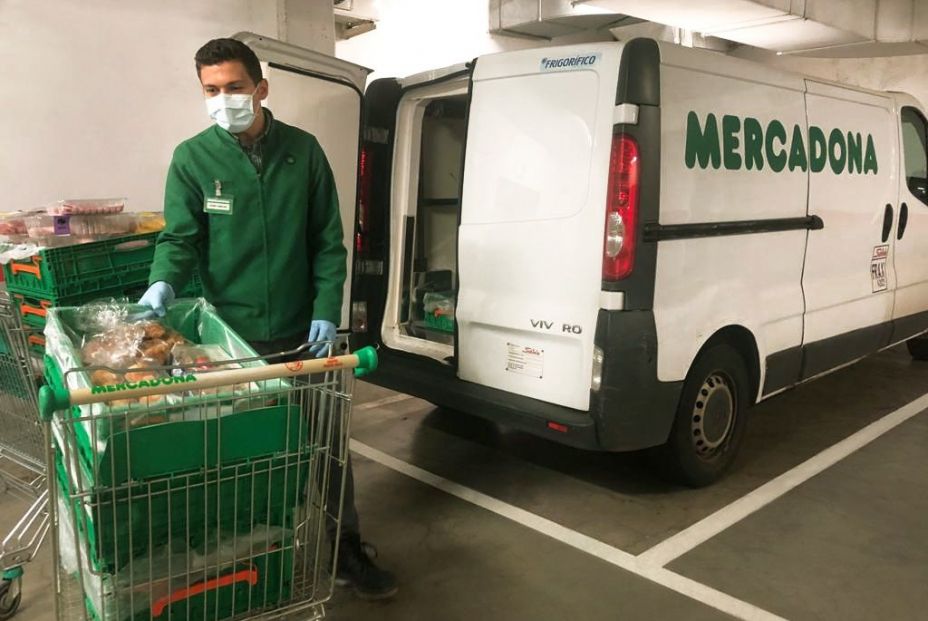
[38,330,378,621]
[0,289,50,620]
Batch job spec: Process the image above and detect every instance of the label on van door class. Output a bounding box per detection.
[506,343,544,379]
[871,245,889,292]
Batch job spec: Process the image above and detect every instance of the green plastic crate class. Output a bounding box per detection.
[53,437,309,575]
[80,547,294,621]
[55,457,296,621]
[11,284,149,330]
[25,327,46,355]
[13,273,202,332]
[424,312,454,333]
[2,233,160,299]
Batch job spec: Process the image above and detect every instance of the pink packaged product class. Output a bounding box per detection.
[47,198,126,215]
[0,212,36,237]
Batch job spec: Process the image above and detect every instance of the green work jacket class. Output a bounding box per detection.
[149,110,347,342]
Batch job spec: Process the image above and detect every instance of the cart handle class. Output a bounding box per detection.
[38,346,378,420]
[150,568,258,618]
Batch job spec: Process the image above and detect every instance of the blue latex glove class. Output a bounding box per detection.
[307,320,337,358]
[138,282,175,318]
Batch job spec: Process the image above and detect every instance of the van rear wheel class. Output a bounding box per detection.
[655,344,749,487]
[906,336,928,361]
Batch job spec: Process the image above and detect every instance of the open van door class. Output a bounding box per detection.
[456,44,623,411]
[233,33,370,333]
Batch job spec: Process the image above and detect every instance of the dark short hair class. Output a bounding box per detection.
[195,38,263,85]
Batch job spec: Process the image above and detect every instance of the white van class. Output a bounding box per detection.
[238,34,928,485]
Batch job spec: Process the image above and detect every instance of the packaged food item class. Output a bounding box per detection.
[135,212,166,233]
[24,213,66,239]
[172,344,241,370]
[423,291,455,317]
[81,320,188,369]
[47,198,126,215]
[68,213,137,237]
[77,311,189,425]
[172,343,250,395]
[0,212,30,237]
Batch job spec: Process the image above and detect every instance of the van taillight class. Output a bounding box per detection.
[602,133,640,281]
[356,146,372,255]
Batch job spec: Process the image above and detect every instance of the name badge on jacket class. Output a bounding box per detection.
[204,179,233,214]
[204,197,234,214]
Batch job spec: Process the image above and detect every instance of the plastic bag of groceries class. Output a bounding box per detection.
[43,298,285,447]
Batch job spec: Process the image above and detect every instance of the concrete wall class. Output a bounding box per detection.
[5,1,925,214]
[0,0,328,213]
[335,0,614,81]
[731,46,928,110]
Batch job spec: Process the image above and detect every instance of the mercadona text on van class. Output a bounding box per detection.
[685,111,879,175]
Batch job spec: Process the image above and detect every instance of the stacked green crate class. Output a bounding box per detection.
[3,233,160,298]
[4,232,203,354]
[54,451,296,621]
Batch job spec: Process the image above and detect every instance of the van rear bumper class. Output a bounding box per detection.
[361,310,682,452]
[590,309,682,451]
[364,349,602,450]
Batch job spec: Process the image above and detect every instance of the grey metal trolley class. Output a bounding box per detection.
[0,288,50,619]
[38,323,377,621]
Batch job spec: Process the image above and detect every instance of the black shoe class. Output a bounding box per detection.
[335,534,398,601]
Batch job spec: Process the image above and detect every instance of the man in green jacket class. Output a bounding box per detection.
[140,38,397,600]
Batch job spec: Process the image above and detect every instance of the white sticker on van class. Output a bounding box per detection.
[506,343,544,379]
[540,53,601,72]
[871,245,889,293]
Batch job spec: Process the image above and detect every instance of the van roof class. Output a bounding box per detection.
[399,63,470,88]
[654,39,895,100]
[394,39,906,105]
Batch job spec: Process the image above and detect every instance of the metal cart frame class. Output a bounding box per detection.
[0,290,50,620]
[39,344,376,621]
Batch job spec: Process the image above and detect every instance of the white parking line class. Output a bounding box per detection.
[351,439,787,621]
[637,392,928,568]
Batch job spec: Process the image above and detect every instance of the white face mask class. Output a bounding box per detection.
[205,92,256,133]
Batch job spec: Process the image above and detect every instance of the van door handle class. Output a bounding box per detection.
[898,202,909,240]
[882,204,894,243]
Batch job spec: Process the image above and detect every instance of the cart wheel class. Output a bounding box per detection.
[0,577,22,620]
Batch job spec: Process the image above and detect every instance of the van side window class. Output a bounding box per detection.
[902,107,928,205]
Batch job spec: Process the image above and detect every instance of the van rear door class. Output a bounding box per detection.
[456,44,622,411]
[234,33,370,332]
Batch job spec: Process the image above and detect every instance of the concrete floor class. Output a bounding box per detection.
[2,344,927,620]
